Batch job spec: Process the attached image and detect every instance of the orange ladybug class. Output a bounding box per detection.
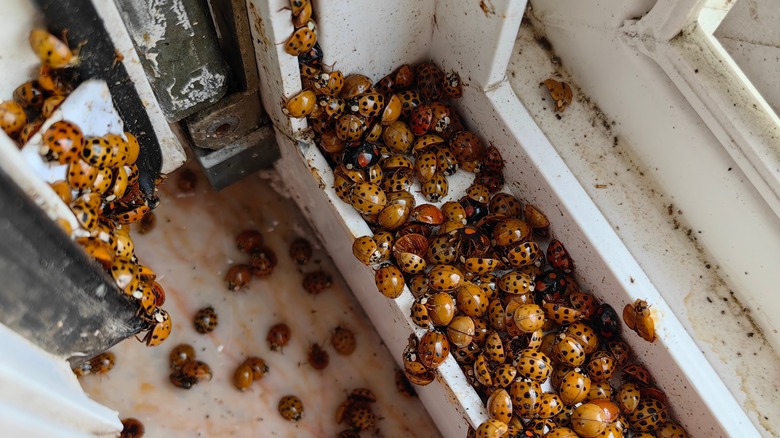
[541,79,573,112]
[623,299,656,342]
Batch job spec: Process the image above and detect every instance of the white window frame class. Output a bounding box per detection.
[622,0,780,219]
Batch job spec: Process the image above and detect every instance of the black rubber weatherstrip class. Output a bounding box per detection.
[33,0,162,201]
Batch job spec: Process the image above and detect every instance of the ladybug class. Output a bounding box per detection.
[71,192,102,231]
[41,120,84,164]
[336,113,368,141]
[656,421,689,438]
[459,196,490,223]
[193,306,218,334]
[421,292,454,326]
[513,303,546,333]
[563,322,599,354]
[606,340,632,368]
[298,42,323,68]
[29,29,75,68]
[409,104,433,136]
[585,351,617,381]
[169,370,198,389]
[119,418,145,438]
[490,363,516,388]
[278,395,304,421]
[342,141,381,170]
[283,89,317,118]
[236,229,264,253]
[475,419,508,438]
[90,166,114,197]
[623,299,656,342]
[340,74,373,100]
[12,81,45,110]
[595,303,621,339]
[427,264,464,292]
[570,403,608,437]
[486,388,513,423]
[233,362,254,391]
[313,70,345,96]
[456,281,489,318]
[552,333,587,367]
[318,95,346,119]
[124,132,141,165]
[18,120,44,144]
[428,102,451,134]
[442,70,463,98]
[415,61,444,101]
[345,404,377,432]
[181,359,213,383]
[224,264,252,291]
[81,136,114,168]
[288,237,312,265]
[538,392,564,419]
[627,398,668,432]
[534,268,570,302]
[510,379,542,418]
[133,282,157,315]
[381,167,414,192]
[104,133,131,167]
[420,171,448,202]
[88,352,115,374]
[307,342,329,370]
[433,147,458,177]
[267,323,291,351]
[558,367,591,405]
[284,20,317,56]
[348,92,385,117]
[302,270,332,295]
[449,131,485,162]
[504,241,543,268]
[588,380,614,401]
[472,353,493,386]
[492,218,531,248]
[410,300,430,327]
[616,381,641,414]
[568,291,598,319]
[414,149,438,183]
[417,330,450,369]
[516,349,552,382]
[547,239,575,273]
[484,330,506,362]
[244,356,269,380]
[66,159,99,191]
[542,302,582,325]
[380,94,403,125]
[541,79,573,112]
[446,315,475,348]
[169,343,196,370]
[622,363,652,385]
[142,308,172,347]
[472,170,504,193]
[396,90,421,117]
[525,203,551,237]
[489,194,521,218]
[41,95,65,118]
[382,120,414,153]
[250,247,277,277]
[498,271,534,295]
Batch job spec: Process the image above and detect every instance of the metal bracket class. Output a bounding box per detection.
[185,0,279,189]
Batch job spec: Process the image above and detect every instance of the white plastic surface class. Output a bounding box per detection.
[0,323,121,437]
[249,0,760,436]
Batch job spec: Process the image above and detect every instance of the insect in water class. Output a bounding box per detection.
[540,79,573,112]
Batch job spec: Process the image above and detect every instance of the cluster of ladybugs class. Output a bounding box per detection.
[168,343,214,389]
[0,29,79,144]
[0,28,172,349]
[279,2,682,436]
[289,63,684,438]
[334,388,381,435]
